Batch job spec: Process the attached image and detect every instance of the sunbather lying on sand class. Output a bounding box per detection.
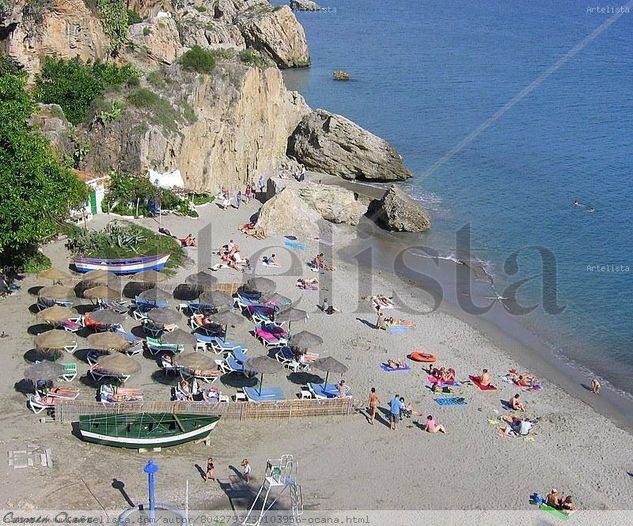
[507,368,539,388]
[385,359,407,369]
[362,294,395,309]
[240,223,265,239]
[180,234,197,247]
[430,382,460,394]
[261,254,281,267]
[384,317,416,327]
[499,415,533,437]
[297,277,319,290]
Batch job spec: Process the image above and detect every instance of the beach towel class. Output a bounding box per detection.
[469,375,497,391]
[434,397,467,406]
[380,363,411,372]
[539,504,570,521]
[285,240,305,250]
[425,386,458,395]
[387,325,411,334]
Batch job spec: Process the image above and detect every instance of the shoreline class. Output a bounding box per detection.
[311,172,633,433]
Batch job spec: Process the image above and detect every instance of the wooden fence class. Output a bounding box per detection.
[54,398,356,424]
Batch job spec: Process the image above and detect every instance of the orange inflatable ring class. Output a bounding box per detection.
[408,352,437,363]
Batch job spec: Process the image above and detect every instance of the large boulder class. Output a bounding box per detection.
[237,5,310,68]
[290,0,321,11]
[128,15,182,64]
[368,185,431,232]
[287,109,412,181]
[176,0,249,50]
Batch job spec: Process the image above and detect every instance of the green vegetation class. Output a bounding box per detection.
[127,9,143,25]
[180,45,216,74]
[65,221,185,271]
[239,49,271,69]
[97,0,129,53]
[181,101,197,124]
[126,87,182,133]
[143,26,152,37]
[35,57,139,125]
[192,194,213,205]
[194,5,207,12]
[0,53,22,76]
[0,59,87,269]
[126,87,160,108]
[21,251,52,273]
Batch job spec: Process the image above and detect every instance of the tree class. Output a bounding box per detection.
[0,66,87,262]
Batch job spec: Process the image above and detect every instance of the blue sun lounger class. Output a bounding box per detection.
[308,383,352,399]
[232,347,249,364]
[244,386,285,402]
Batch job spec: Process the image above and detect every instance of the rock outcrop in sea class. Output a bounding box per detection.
[287,109,412,181]
[290,0,322,11]
[368,185,431,232]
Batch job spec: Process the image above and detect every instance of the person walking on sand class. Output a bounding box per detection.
[205,457,215,482]
[591,378,601,395]
[367,387,380,425]
[388,394,403,431]
[241,459,252,482]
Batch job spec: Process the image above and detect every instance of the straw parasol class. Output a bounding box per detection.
[175,352,216,371]
[245,277,276,295]
[274,307,307,332]
[147,308,182,326]
[84,285,121,300]
[138,288,172,303]
[35,305,75,324]
[24,362,66,382]
[311,356,348,386]
[162,328,197,347]
[85,309,125,326]
[34,329,77,350]
[288,331,323,351]
[198,291,233,309]
[243,355,283,395]
[185,272,218,290]
[173,283,201,301]
[81,269,111,282]
[87,332,130,352]
[209,309,244,340]
[39,285,74,300]
[37,267,72,283]
[129,270,167,283]
[94,353,141,376]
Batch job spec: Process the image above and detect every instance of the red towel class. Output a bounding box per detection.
[469,375,497,391]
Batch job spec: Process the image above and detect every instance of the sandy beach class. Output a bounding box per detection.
[1,193,632,524]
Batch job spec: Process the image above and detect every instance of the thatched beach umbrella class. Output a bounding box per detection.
[175,352,216,371]
[198,291,233,310]
[87,332,130,352]
[311,356,348,387]
[275,307,307,332]
[24,362,65,383]
[36,305,75,324]
[245,277,276,295]
[173,283,200,301]
[162,328,197,348]
[37,267,72,283]
[129,270,167,283]
[85,309,125,326]
[123,280,155,298]
[138,288,172,303]
[209,309,244,340]
[288,331,323,351]
[84,285,121,300]
[39,285,74,300]
[34,330,77,351]
[244,355,283,395]
[94,353,141,376]
[147,308,182,326]
[185,272,217,290]
[82,270,111,282]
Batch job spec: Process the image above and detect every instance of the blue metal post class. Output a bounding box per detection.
[144,459,160,524]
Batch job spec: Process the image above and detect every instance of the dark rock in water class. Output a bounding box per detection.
[287,109,412,181]
[368,185,431,232]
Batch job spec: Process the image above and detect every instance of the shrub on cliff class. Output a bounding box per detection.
[180,46,216,74]
[35,57,140,125]
[0,63,87,266]
[239,49,271,69]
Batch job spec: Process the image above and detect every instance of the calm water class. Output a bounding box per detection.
[281,0,633,394]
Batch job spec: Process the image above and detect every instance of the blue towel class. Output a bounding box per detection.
[244,386,285,401]
[434,397,467,406]
[380,363,411,372]
[284,240,305,250]
[387,325,412,333]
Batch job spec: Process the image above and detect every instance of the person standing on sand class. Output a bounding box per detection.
[241,459,252,482]
[591,378,601,395]
[367,387,380,425]
[236,190,242,209]
[205,457,215,482]
[375,306,385,330]
[388,394,403,430]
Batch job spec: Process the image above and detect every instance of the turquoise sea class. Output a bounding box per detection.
[281,0,633,396]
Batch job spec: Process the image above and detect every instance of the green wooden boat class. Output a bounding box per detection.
[78,413,220,449]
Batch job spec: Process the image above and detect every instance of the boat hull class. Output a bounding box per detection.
[72,254,170,275]
[78,413,220,449]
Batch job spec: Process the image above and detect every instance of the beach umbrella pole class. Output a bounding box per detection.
[259,372,264,396]
[324,371,330,387]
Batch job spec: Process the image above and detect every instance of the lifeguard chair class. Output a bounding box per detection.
[242,454,303,526]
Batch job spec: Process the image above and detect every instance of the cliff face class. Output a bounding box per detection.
[82,63,309,192]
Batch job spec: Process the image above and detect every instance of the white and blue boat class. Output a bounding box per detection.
[72,254,170,275]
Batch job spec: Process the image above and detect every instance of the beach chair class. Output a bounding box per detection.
[231,347,249,364]
[63,339,79,354]
[216,355,245,374]
[89,367,131,384]
[247,305,276,324]
[83,316,110,332]
[42,386,80,400]
[234,292,262,311]
[308,382,352,400]
[160,355,179,375]
[145,337,182,355]
[244,386,286,402]
[101,299,130,314]
[202,387,230,404]
[27,393,64,414]
[36,297,56,311]
[60,317,83,333]
[254,323,288,348]
[181,367,221,384]
[275,346,309,373]
[113,327,144,345]
[99,385,143,405]
[194,333,242,353]
[60,362,77,382]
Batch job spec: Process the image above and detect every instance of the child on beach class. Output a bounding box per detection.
[205,457,215,482]
[241,459,251,482]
